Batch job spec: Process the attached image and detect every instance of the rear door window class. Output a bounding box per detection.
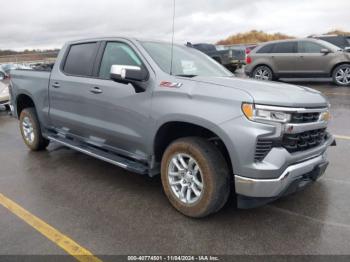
[63,42,98,76]
[271,42,297,53]
[98,42,142,79]
[298,41,323,53]
[256,44,274,53]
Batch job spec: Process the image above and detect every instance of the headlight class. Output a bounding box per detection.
[242,103,291,123]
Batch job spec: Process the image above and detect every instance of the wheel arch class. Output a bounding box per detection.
[153,120,234,174]
[15,93,36,119]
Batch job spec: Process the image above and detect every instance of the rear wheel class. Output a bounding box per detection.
[252,65,274,81]
[19,108,49,151]
[332,64,350,86]
[161,137,231,218]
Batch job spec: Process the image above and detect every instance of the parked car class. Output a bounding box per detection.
[245,38,350,86]
[1,63,31,75]
[188,43,242,72]
[310,35,350,50]
[10,37,335,217]
[0,69,9,80]
[0,81,10,110]
[245,44,257,55]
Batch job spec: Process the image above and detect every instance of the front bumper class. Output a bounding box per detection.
[0,99,9,106]
[235,152,328,198]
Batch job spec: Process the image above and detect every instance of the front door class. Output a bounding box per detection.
[81,41,153,160]
[295,41,335,75]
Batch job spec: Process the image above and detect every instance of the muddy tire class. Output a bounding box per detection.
[19,108,49,151]
[161,137,231,218]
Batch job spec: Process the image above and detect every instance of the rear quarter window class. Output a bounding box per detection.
[63,42,98,76]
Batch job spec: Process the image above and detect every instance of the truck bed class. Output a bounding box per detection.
[10,69,52,120]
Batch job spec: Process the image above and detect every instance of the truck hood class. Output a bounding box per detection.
[191,76,328,108]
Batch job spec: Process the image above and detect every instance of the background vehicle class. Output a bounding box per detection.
[310,35,350,50]
[1,63,31,75]
[0,69,9,80]
[245,38,350,86]
[0,81,10,110]
[188,42,242,72]
[10,37,334,217]
[245,44,257,55]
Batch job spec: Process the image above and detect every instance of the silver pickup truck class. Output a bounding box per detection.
[9,37,335,217]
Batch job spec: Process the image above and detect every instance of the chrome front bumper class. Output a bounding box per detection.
[235,152,329,198]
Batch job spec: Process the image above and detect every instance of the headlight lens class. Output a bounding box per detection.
[242,103,291,123]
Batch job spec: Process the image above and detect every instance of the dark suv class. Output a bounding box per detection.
[245,38,350,86]
[189,43,242,72]
[310,35,350,50]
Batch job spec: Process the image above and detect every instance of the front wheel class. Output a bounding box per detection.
[332,64,350,86]
[19,108,49,151]
[252,65,274,81]
[161,137,231,218]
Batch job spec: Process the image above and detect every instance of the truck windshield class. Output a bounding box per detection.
[141,41,233,78]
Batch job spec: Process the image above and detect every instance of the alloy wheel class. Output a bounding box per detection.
[22,116,35,144]
[335,67,350,85]
[254,67,272,80]
[167,153,203,204]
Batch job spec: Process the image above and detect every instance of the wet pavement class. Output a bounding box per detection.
[0,77,350,256]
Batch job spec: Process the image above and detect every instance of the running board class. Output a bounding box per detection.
[48,135,148,175]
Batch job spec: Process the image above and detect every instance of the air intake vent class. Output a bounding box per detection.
[255,139,273,161]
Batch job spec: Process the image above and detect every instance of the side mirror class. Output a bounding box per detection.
[320,48,330,54]
[110,65,148,82]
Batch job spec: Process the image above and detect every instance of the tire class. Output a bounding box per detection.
[161,137,231,218]
[332,64,350,86]
[5,104,10,111]
[226,64,237,73]
[252,65,274,81]
[19,108,49,151]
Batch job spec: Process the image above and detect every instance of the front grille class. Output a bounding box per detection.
[282,128,327,153]
[255,128,327,161]
[290,112,320,123]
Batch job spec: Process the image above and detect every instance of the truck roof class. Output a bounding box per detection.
[65,36,172,45]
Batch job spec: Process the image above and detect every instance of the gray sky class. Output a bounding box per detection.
[1,0,349,50]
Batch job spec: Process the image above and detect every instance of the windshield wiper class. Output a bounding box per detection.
[175,74,198,78]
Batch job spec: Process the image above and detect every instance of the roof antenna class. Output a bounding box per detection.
[169,0,176,75]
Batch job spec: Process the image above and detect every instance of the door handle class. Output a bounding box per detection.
[52,82,60,88]
[90,87,103,94]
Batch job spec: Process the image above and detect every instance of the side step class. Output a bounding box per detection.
[48,135,148,175]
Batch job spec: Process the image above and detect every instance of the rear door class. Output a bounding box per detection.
[49,42,100,138]
[270,41,297,75]
[295,41,336,75]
